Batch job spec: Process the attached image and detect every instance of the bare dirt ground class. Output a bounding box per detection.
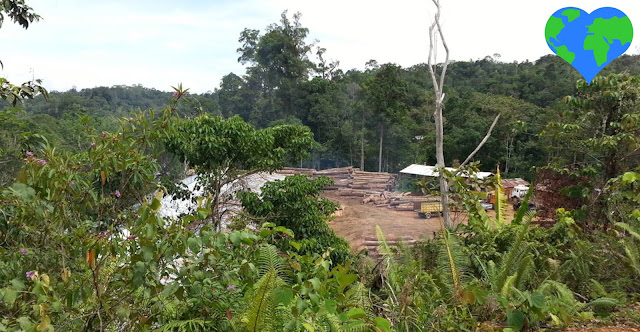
[325,193,441,251]
[324,191,516,251]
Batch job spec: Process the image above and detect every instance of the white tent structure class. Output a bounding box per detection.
[399,164,493,180]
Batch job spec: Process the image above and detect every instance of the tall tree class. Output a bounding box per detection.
[236,11,315,125]
[363,63,409,172]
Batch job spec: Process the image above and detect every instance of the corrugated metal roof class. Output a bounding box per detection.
[501,178,529,188]
[399,164,493,179]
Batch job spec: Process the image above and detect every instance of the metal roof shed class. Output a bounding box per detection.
[399,164,493,179]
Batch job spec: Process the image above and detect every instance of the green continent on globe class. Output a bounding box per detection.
[555,45,576,64]
[584,16,633,66]
[562,9,580,22]
[545,16,565,43]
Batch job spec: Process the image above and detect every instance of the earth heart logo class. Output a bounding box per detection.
[545,7,633,83]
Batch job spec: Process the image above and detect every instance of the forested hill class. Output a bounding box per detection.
[2,14,640,183]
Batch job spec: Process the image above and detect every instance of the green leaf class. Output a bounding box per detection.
[150,198,161,211]
[347,308,367,319]
[374,317,392,331]
[529,292,545,309]
[16,317,33,330]
[141,246,154,261]
[3,288,17,305]
[325,299,337,314]
[187,238,202,253]
[308,278,321,291]
[229,232,241,246]
[116,306,131,319]
[10,279,25,291]
[622,171,640,184]
[275,287,293,305]
[289,241,301,250]
[507,309,525,330]
[196,208,209,220]
[336,273,358,291]
[302,323,315,332]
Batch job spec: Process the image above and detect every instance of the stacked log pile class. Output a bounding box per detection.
[361,192,440,212]
[276,167,442,213]
[279,167,316,176]
[277,167,397,195]
[315,167,354,190]
[362,236,417,260]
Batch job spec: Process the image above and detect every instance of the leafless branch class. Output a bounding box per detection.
[460,114,501,167]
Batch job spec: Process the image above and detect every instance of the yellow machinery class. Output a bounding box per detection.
[418,202,443,219]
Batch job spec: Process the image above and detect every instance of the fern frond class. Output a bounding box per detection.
[588,297,619,307]
[243,269,285,332]
[375,225,399,289]
[256,244,288,279]
[500,274,517,298]
[339,323,374,332]
[345,282,373,313]
[588,279,607,298]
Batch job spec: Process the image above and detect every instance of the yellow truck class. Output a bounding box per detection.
[418,202,443,219]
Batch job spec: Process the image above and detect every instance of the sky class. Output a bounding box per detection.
[1,0,639,93]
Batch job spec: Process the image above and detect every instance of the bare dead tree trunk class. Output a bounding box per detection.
[427,0,452,228]
[428,0,500,228]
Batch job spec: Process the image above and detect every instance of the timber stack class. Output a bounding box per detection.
[361,192,439,212]
[363,236,417,260]
[276,167,397,196]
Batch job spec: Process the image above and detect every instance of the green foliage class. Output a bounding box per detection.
[0,0,40,29]
[0,2,48,108]
[4,7,640,331]
[239,175,351,264]
[164,113,316,229]
[165,114,314,174]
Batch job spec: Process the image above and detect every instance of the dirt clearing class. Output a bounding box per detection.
[325,191,516,252]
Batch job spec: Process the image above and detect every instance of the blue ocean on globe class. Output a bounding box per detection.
[545,7,633,83]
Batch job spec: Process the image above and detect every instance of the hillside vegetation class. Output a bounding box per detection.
[2,5,640,332]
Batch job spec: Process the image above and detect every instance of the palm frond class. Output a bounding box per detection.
[494,167,507,227]
[437,227,469,296]
[512,184,534,225]
[494,214,533,292]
